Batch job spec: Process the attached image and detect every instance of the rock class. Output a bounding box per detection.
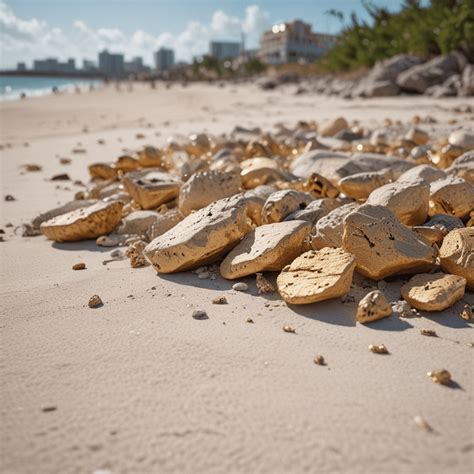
[405,127,429,146]
[115,155,141,173]
[338,171,391,200]
[364,79,399,97]
[461,64,474,96]
[242,185,276,225]
[447,151,474,184]
[178,169,241,216]
[401,273,466,312]
[319,117,349,137]
[148,209,183,240]
[397,164,446,185]
[397,52,464,93]
[439,228,474,289]
[116,210,161,237]
[122,169,181,210]
[392,300,416,318]
[277,248,356,305]
[144,196,250,273]
[256,273,275,294]
[342,204,436,280]
[126,240,148,268]
[283,198,341,226]
[22,224,42,237]
[448,130,474,150]
[192,309,208,320]
[88,295,103,308]
[310,202,359,250]
[369,344,389,354]
[212,296,227,304]
[429,176,474,219]
[290,150,350,182]
[356,290,392,324]
[368,54,423,83]
[88,163,117,180]
[304,172,340,199]
[367,179,429,226]
[72,263,86,270]
[137,146,165,168]
[4,195,15,201]
[240,157,291,188]
[232,282,248,291]
[261,190,313,224]
[220,220,311,279]
[31,199,97,230]
[40,201,123,242]
[427,369,451,385]
[96,235,120,247]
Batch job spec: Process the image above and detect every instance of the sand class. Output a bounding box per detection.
[1,82,473,474]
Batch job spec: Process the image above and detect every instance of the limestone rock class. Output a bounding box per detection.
[367,179,429,226]
[448,130,474,150]
[88,163,118,180]
[342,204,436,280]
[429,176,474,219]
[284,198,341,226]
[242,185,276,225]
[261,190,313,224]
[126,240,148,268]
[338,171,391,200]
[290,150,350,182]
[398,164,446,185]
[446,151,474,184]
[41,201,123,242]
[178,169,241,216]
[319,117,348,137]
[439,228,474,289]
[401,273,466,311]
[148,209,183,240]
[310,202,359,250]
[31,199,97,230]
[116,210,161,237]
[144,196,250,273]
[123,169,181,210]
[137,146,165,168]
[277,248,356,305]
[405,127,429,146]
[356,290,392,323]
[220,220,311,279]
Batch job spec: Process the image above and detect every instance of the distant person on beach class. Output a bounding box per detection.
[52,86,59,94]
[20,92,27,99]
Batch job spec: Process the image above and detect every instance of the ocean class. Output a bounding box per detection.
[0,75,103,101]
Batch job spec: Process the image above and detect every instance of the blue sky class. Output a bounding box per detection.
[1,1,408,68]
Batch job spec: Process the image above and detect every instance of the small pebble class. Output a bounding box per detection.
[459,304,473,321]
[41,405,57,413]
[414,415,433,432]
[369,344,389,354]
[246,317,254,324]
[72,263,86,271]
[420,328,437,337]
[283,325,296,333]
[192,309,208,320]
[313,355,325,365]
[212,296,227,305]
[88,295,103,308]
[427,369,451,385]
[232,282,248,292]
[4,195,16,201]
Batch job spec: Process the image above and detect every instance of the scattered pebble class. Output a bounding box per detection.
[4,195,16,201]
[427,369,451,385]
[41,405,57,413]
[212,296,227,305]
[246,317,254,323]
[369,344,389,354]
[283,325,296,333]
[72,263,86,270]
[232,282,248,292]
[88,295,103,308]
[313,355,325,365]
[420,328,437,337]
[51,173,70,181]
[256,273,275,294]
[23,164,42,172]
[413,415,433,432]
[459,304,473,321]
[192,309,208,320]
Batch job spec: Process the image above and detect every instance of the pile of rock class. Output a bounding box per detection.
[30,121,474,321]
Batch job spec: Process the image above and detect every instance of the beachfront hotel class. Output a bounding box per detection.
[259,19,336,64]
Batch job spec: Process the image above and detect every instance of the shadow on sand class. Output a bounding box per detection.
[52,240,115,253]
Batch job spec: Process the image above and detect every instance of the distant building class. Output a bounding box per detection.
[259,20,336,64]
[17,62,26,71]
[33,57,76,73]
[209,41,241,60]
[82,59,96,72]
[98,50,125,77]
[154,48,175,71]
[125,56,149,74]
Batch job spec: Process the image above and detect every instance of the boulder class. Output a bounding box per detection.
[367,179,429,226]
[277,248,356,305]
[342,204,436,280]
[40,201,123,242]
[178,169,241,216]
[429,176,474,219]
[439,228,474,289]
[401,273,466,311]
[446,151,474,184]
[220,220,311,279]
[356,290,392,324]
[123,169,181,210]
[144,196,250,273]
[261,189,313,224]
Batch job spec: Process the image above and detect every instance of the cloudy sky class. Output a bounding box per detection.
[1,0,406,68]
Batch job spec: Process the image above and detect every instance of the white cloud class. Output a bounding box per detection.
[0,1,270,69]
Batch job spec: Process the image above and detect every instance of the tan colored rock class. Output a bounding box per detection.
[405,127,429,146]
[123,169,181,210]
[412,226,445,244]
[401,273,466,311]
[261,190,313,224]
[439,228,474,289]
[41,201,123,242]
[277,248,356,305]
[116,210,161,238]
[446,151,474,184]
[88,163,118,180]
[144,196,250,273]
[284,198,341,226]
[304,173,340,199]
[310,202,359,250]
[126,240,148,268]
[398,164,446,185]
[115,155,141,173]
[137,146,165,168]
[338,171,391,200]
[242,185,276,226]
[448,130,474,150]
[319,117,348,137]
[178,169,241,216]
[429,176,474,219]
[356,290,392,323]
[31,199,97,230]
[148,209,183,240]
[342,204,436,280]
[220,220,311,279]
[367,179,429,226]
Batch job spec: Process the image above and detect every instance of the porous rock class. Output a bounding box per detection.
[220,220,311,279]
[31,199,97,229]
[342,204,436,280]
[277,248,356,305]
[429,176,474,219]
[338,171,391,200]
[356,290,392,323]
[398,164,446,185]
[284,198,341,226]
[148,209,183,240]
[261,189,313,224]
[446,151,474,184]
[116,210,161,237]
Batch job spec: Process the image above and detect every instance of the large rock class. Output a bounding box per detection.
[319,117,348,137]
[277,248,356,305]
[397,53,464,93]
[144,196,250,273]
[446,151,474,184]
[116,210,161,237]
[148,209,183,240]
[448,130,474,150]
[284,198,341,225]
[401,273,466,311]
[397,164,446,185]
[178,169,241,216]
[242,185,276,225]
[220,220,311,279]
[31,199,97,230]
[429,176,474,219]
[439,228,474,289]
[367,179,429,226]
[342,204,436,280]
[40,201,123,242]
[356,290,392,324]
[310,202,359,250]
[123,170,181,210]
[338,171,391,200]
[261,190,313,224]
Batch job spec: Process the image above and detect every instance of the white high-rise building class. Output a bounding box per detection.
[154,48,175,71]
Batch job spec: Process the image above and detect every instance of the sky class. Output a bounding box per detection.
[1,0,408,69]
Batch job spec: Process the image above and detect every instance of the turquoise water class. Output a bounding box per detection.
[0,75,102,101]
